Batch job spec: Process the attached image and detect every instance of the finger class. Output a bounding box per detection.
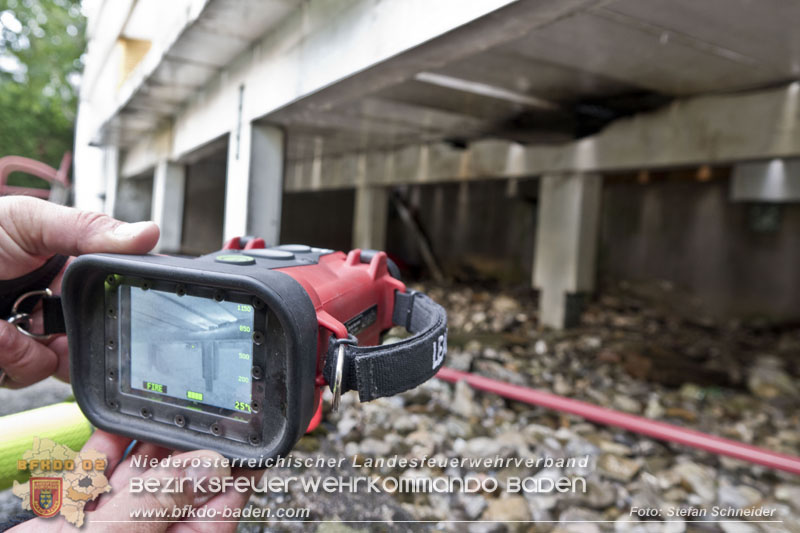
[0,320,58,387]
[83,429,134,476]
[95,443,174,513]
[86,450,231,533]
[91,442,173,514]
[106,442,174,494]
[0,197,159,274]
[41,334,70,382]
[169,468,263,533]
[2,516,64,532]
[170,480,253,533]
[81,430,135,512]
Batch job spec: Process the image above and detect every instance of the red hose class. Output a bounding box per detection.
[436,366,800,476]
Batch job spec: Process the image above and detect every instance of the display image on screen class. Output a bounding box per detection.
[128,287,255,414]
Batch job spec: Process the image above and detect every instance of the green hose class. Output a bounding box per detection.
[0,402,92,491]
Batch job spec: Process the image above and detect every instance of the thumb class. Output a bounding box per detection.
[0,320,59,387]
[0,196,160,260]
[87,450,231,532]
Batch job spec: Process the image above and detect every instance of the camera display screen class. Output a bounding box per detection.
[127,287,255,414]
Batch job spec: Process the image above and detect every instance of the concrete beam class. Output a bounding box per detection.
[151,161,186,253]
[352,186,388,251]
[533,173,602,329]
[224,122,285,244]
[284,84,800,191]
[119,126,173,179]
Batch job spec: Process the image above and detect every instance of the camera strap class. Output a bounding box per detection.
[323,291,448,402]
[1,254,68,338]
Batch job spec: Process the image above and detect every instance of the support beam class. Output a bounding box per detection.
[151,160,186,253]
[224,122,285,244]
[352,186,388,251]
[284,84,800,192]
[533,173,602,329]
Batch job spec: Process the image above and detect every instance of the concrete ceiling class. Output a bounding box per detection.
[96,0,302,146]
[274,0,800,161]
[99,0,800,164]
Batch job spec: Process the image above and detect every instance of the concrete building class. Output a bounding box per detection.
[75,0,800,328]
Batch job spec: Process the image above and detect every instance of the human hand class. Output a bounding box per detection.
[10,430,252,533]
[0,196,159,387]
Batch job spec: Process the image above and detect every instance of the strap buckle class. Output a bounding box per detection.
[328,334,357,413]
[331,344,345,413]
[6,288,55,341]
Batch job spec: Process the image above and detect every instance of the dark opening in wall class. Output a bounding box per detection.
[280,189,355,251]
[181,149,227,255]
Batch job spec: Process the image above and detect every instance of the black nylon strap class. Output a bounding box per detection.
[323,291,448,402]
[42,296,66,334]
[0,254,68,317]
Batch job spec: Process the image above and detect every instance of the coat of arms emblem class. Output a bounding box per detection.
[30,477,62,518]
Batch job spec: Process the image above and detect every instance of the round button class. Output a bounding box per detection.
[311,247,333,254]
[215,254,256,265]
[278,244,311,253]
[246,249,295,260]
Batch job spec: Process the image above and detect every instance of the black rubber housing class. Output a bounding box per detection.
[62,252,318,464]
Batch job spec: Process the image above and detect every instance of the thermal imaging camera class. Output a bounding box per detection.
[58,240,447,465]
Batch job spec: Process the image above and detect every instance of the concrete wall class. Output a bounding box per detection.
[323,172,800,323]
[273,171,800,323]
[386,179,538,281]
[278,180,537,282]
[600,172,800,321]
[114,174,153,223]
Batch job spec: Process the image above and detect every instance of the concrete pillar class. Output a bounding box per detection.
[152,161,186,253]
[102,148,119,216]
[533,173,603,329]
[352,185,388,250]
[224,121,285,245]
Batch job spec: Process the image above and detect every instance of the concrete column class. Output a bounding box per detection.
[224,121,285,245]
[152,161,186,253]
[352,185,388,250]
[533,173,603,328]
[102,148,119,216]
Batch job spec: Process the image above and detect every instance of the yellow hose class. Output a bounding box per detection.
[0,402,92,491]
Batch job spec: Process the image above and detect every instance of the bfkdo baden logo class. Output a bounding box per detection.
[13,437,111,527]
[30,477,63,518]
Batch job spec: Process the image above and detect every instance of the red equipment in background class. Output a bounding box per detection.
[0,152,71,201]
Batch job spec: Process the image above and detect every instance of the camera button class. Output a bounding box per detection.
[277,244,311,253]
[215,254,256,265]
[246,249,295,260]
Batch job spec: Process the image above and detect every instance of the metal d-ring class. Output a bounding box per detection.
[331,344,345,413]
[7,288,55,340]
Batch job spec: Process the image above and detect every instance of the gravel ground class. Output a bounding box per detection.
[1,282,798,532]
[245,281,800,532]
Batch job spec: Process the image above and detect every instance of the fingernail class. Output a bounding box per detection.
[111,221,154,239]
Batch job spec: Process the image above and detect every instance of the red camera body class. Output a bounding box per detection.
[223,237,406,431]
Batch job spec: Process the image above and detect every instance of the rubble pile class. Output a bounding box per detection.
[248,281,800,533]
